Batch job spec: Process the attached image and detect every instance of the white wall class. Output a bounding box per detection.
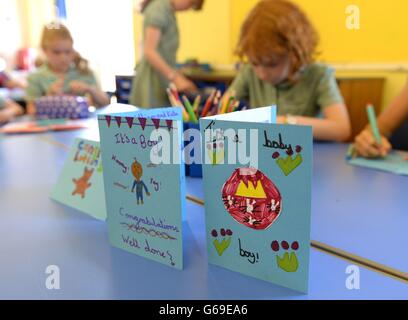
[65,0,135,92]
[0,0,24,68]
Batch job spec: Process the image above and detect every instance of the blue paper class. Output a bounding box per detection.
[348,149,408,175]
[98,107,185,269]
[51,138,107,220]
[200,106,312,293]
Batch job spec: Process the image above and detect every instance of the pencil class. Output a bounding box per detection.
[193,95,201,114]
[167,88,189,121]
[366,104,382,145]
[182,95,198,123]
[220,92,230,114]
[201,90,216,117]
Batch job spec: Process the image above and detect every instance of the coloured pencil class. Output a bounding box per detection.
[193,95,201,114]
[182,95,198,123]
[201,90,216,117]
[366,104,382,145]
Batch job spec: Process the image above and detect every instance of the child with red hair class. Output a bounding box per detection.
[228,0,351,142]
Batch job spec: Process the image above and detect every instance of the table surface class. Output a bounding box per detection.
[0,122,407,299]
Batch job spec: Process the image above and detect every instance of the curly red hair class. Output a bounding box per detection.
[236,0,319,81]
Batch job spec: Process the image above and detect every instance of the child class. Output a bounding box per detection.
[130,0,204,108]
[354,84,408,157]
[25,23,109,114]
[226,0,351,142]
[0,96,24,124]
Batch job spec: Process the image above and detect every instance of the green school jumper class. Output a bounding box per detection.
[25,64,97,102]
[229,63,344,116]
[130,0,179,108]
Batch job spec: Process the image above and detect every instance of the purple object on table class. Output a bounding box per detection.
[35,95,90,119]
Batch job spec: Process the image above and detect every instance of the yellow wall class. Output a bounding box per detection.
[134,0,232,64]
[231,0,408,63]
[17,0,55,48]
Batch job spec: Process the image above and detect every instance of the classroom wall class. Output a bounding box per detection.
[0,0,24,67]
[133,0,232,65]
[231,0,408,63]
[17,0,55,48]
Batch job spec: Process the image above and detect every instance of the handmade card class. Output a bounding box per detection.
[98,107,185,269]
[51,138,106,220]
[200,106,312,293]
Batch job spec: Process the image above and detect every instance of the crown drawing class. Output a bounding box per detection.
[235,180,267,198]
[272,145,303,176]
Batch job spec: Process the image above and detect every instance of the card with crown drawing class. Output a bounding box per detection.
[51,138,107,221]
[98,107,185,270]
[200,106,312,293]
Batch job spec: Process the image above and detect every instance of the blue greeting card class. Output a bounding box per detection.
[98,107,185,269]
[200,106,312,293]
[51,138,106,220]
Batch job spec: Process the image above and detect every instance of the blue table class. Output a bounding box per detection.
[0,126,407,299]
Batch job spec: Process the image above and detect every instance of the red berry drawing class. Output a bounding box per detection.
[211,229,218,237]
[220,228,226,236]
[226,229,233,236]
[291,241,299,251]
[281,241,289,250]
[286,149,294,156]
[271,240,279,252]
[295,145,302,153]
[272,152,280,159]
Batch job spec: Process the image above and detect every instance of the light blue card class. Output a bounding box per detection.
[200,106,312,293]
[51,138,106,220]
[348,149,408,175]
[98,107,185,269]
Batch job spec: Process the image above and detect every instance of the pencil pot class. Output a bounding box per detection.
[183,122,203,178]
[35,95,90,119]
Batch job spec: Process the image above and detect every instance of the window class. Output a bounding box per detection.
[64,0,135,92]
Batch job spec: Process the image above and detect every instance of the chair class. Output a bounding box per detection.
[115,75,134,104]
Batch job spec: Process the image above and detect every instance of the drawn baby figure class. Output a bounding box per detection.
[131,159,150,205]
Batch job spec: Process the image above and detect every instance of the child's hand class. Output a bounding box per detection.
[354,128,392,158]
[69,81,91,95]
[173,74,197,93]
[0,111,13,124]
[47,78,64,96]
